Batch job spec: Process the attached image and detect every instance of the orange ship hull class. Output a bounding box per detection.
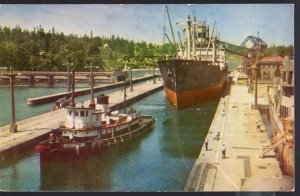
[164,80,227,108]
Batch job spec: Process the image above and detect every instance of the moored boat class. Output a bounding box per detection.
[158,6,227,108]
[36,95,154,161]
[52,96,71,110]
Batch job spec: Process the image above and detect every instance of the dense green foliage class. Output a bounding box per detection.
[0,26,173,71]
[0,26,293,71]
[263,44,294,57]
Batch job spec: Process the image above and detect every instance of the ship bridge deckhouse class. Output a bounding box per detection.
[65,106,103,129]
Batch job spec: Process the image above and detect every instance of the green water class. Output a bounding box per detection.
[0,65,239,191]
[0,70,158,127]
[0,89,218,191]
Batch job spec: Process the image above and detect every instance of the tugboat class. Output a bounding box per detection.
[158,6,227,108]
[35,68,154,161]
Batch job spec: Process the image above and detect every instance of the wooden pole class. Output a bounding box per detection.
[4,67,18,133]
[130,64,133,92]
[123,71,127,113]
[153,63,156,84]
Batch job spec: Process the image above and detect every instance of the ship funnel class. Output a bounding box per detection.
[96,94,109,120]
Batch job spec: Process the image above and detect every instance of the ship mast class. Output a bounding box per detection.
[192,14,196,58]
[187,16,192,60]
[178,31,183,57]
[165,33,176,52]
[166,5,177,54]
[205,21,216,62]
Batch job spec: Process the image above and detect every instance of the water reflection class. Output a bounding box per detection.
[0,83,219,191]
[39,128,151,191]
[160,100,218,159]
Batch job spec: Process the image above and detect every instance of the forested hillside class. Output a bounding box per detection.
[0,25,173,71]
[0,26,293,72]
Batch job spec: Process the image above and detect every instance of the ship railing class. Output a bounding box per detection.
[199,56,225,62]
[92,122,102,128]
[75,122,102,129]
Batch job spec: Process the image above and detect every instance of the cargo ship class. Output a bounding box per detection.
[158,7,227,108]
[35,68,154,161]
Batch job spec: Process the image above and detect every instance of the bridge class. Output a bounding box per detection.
[0,71,125,87]
[218,35,268,57]
[9,71,114,77]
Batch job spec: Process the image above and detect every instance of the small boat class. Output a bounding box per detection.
[36,66,154,161]
[53,97,71,110]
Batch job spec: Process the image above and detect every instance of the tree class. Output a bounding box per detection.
[64,39,86,70]
[86,56,105,71]
[87,42,100,56]
[0,42,17,68]
[15,44,30,70]
[0,24,173,71]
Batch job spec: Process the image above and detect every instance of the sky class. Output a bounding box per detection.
[0,4,294,46]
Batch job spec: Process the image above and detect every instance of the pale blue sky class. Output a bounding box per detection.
[0,4,294,46]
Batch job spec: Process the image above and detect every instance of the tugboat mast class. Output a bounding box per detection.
[70,63,75,107]
[85,62,99,108]
[89,62,95,108]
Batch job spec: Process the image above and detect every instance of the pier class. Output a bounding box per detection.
[26,75,160,105]
[0,80,163,157]
[184,72,293,191]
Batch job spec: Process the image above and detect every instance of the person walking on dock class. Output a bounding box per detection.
[222,144,226,159]
[205,138,209,151]
[257,120,262,132]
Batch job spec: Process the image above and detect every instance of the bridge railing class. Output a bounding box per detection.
[10,71,115,76]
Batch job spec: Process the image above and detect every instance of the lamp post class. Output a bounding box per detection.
[85,62,99,108]
[67,66,70,92]
[123,70,127,114]
[254,65,258,109]
[130,63,133,92]
[153,62,156,84]
[3,67,18,133]
[253,31,260,109]
[63,62,73,92]
[148,64,150,75]
[123,59,133,92]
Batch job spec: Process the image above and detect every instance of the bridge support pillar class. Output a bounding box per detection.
[48,75,54,87]
[110,75,116,83]
[29,75,35,87]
